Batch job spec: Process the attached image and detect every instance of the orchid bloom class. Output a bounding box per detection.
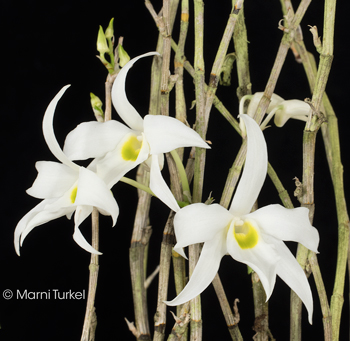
[240,92,310,130]
[166,114,319,324]
[14,86,119,255]
[63,52,210,212]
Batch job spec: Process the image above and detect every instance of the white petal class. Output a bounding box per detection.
[274,99,310,127]
[246,92,284,117]
[73,205,102,255]
[94,132,150,188]
[63,120,132,160]
[173,203,233,253]
[26,161,77,199]
[229,114,268,216]
[112,52,160,131]
[42,85,79,170]
[14,200,52,255]
[149,154,180,212]
[19,202,74,249]
[246,204,319,252]
[143,115,210,154]
[165,229,227,306]
[74,167,119,226]
[266,236,314,324]
[226,222,278,300]
[73,225,102,255]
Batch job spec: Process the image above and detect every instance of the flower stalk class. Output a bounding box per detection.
[80,208,99,341]
[80,31,120,337]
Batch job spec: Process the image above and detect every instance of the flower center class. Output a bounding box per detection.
[233,220,258,249]
[70,186,78,203]
[121,135,142,161]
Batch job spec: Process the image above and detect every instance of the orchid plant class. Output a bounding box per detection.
[14,1,348,340]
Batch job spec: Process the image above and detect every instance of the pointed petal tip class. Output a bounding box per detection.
[112,52,161,130]
[73,227,103,255]
[42,84,79,170]
[15,244,21,256]
[163,299,178,307]
[173,245,188,260]
[149,154,181,212]
[308,315,313,325]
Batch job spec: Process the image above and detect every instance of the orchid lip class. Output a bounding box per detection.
[120,134,143,161]
[233,219,259,249]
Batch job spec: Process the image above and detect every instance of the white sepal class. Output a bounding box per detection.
[143,115,210,155]
[112,52,160,131]
[265,235,314,324]
[173,203,233,250]
[246,204,319,252]
[73,205,102,255]
[42,85,79,171]
[63,120,132,160]
[166,229,227,306]
[26,161,77,199]
[74,167,119,226]
[230,114,267,216]
[149,154,180,212]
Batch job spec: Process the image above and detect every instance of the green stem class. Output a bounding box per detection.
[190,1,205,337]
[154,212,176,341]
[170,150,191,203]
[254,0,311,124]
[232,1,251,100]
[120,176,155,196]
[203,2,243,131]
[251,271,272,341]
[279,3,335,340]
[174,0,189,162]
[129,165,152,341]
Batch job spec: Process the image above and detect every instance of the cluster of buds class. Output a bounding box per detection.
[96,18,130,74]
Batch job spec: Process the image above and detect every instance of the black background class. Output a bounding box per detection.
[2,0,349,340]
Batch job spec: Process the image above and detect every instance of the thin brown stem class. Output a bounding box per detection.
[80,208,99,341]
[212,274,243,341]
[154,212,176,341]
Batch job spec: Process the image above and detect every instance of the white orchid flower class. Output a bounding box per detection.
[165,114,319,324]
[14,86,119,255]
[240,92,310,131]
[63,52,210,212]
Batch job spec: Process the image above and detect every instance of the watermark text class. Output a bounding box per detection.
[3,289,85,300]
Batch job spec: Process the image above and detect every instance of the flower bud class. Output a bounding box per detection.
[105,18,114,39]
[90,92,104,122]
[118,44,130,67]
[97,26,109,55]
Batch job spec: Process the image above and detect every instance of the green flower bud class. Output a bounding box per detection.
[90,92,104,122]
[105,18,114,39]
[97,26,109,55]
[118,44,130,67]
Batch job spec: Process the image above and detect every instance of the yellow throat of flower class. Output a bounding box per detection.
[121,135,142,161]
[233,220,259,249]
[70,186,78,203]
